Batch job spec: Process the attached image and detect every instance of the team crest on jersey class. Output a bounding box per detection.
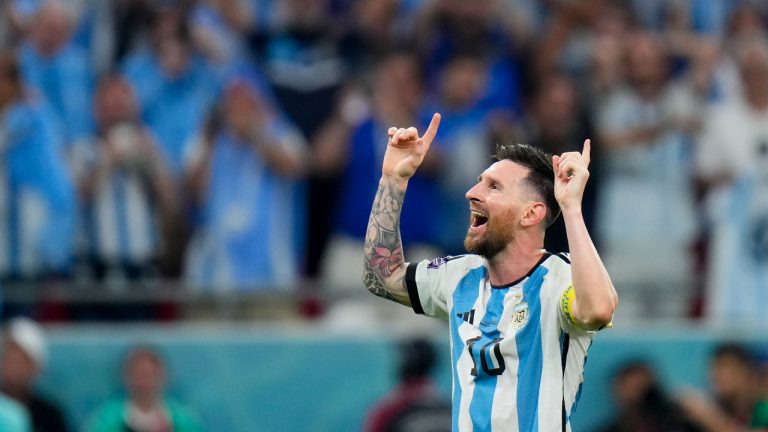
[509,301,529,330]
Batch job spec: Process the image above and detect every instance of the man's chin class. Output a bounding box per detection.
[463,234,484,255]
[464,231,508,258]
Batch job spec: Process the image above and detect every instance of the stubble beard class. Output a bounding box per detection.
[463,210,516,259]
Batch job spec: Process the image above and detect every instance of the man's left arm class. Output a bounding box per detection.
[554,139,618,331]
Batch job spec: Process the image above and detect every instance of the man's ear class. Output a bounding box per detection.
[520,202,547,228]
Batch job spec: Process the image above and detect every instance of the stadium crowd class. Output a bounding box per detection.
[0,0,766,327]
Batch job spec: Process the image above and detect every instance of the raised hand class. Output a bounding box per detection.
[553,139,591,212]
[382,113,441,180]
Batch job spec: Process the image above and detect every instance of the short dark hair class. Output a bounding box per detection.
[123,345,166,373]
[493,143,560,227]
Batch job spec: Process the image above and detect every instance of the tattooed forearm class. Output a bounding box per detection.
[363,177,409,304]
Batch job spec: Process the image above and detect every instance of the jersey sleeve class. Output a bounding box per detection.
[404,256,471,320]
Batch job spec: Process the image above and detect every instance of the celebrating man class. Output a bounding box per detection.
[363,113,618,431]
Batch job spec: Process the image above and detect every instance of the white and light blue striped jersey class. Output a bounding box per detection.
[405,252,597,432]
[705,170,768,326]
[71,133,161,266]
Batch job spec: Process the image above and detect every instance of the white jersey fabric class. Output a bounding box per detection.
[405,252,597,432]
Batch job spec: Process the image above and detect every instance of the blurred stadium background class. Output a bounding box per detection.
[0,0,767,430]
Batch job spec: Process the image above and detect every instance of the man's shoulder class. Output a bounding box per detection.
[541,252,572,280]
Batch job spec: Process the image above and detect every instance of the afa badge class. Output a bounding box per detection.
[510,301,529,330]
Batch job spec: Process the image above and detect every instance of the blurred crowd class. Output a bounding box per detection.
[0,317,201,432]
[0,0,767,325]
[600,343,768,432]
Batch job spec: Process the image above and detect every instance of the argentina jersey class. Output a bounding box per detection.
[404,253,597,432]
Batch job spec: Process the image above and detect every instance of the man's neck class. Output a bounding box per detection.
[131,395,163,412]
[485,236,546,286]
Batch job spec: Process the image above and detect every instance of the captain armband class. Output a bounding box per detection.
[560,284,579,328]
[559,284,613,331]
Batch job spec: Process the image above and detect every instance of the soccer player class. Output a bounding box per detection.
[363,113,618,431]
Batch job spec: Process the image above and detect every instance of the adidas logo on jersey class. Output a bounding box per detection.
[456,309,475,325]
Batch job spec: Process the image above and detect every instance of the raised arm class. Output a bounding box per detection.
[363,113,441,305]
[553,139,618,330]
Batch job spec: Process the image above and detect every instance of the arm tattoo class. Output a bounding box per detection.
[363,178,407,302]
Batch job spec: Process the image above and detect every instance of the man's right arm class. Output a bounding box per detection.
[363,176,411,305]
[362,113,441,305]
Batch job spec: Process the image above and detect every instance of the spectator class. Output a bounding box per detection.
[315,52,440,289]
[71,0,156,76]
[594,31,700,322]
[414,0,522,115]
[190,0,253,69]
[0,317,69,432]
[707,5,768,106]
[0,50,76,281]
[426,54,497,254]
[86,346,202,432]
[680,343,768,431]
[696,37,768,327]
[364,338,451,432]
[533,0,633,86]
[18,0,92,147]
[514,72,599,253]
[247,0,356,281]
[121,5,220,176]
[184,78,307,291]
[71,74,177,285]
[348,0,408,65]
[598,360,700,432]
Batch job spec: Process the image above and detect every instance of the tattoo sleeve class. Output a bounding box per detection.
[363,177,409,304]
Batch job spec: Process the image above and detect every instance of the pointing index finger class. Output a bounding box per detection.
[421,113,441,145]
[582,139,591,167]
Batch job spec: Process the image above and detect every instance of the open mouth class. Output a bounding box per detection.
[471,211,489,228]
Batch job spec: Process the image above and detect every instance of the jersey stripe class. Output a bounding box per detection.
[451,267,486,431]
[469,286,509,431]
[515,265,548,431]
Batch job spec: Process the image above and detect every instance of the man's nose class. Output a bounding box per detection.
[466,183,481,202]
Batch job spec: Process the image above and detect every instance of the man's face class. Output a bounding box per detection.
[464,160,532,258]
[124,352,166,400]
[740,47,768,98]
[711,355,753,399]
[95,79,137,127]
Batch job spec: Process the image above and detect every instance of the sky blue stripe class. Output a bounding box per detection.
[515,265,549,432]
[450,267,486,432]
[469,286,509,432]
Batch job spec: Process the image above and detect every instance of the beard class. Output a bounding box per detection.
[464,208,516,259]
